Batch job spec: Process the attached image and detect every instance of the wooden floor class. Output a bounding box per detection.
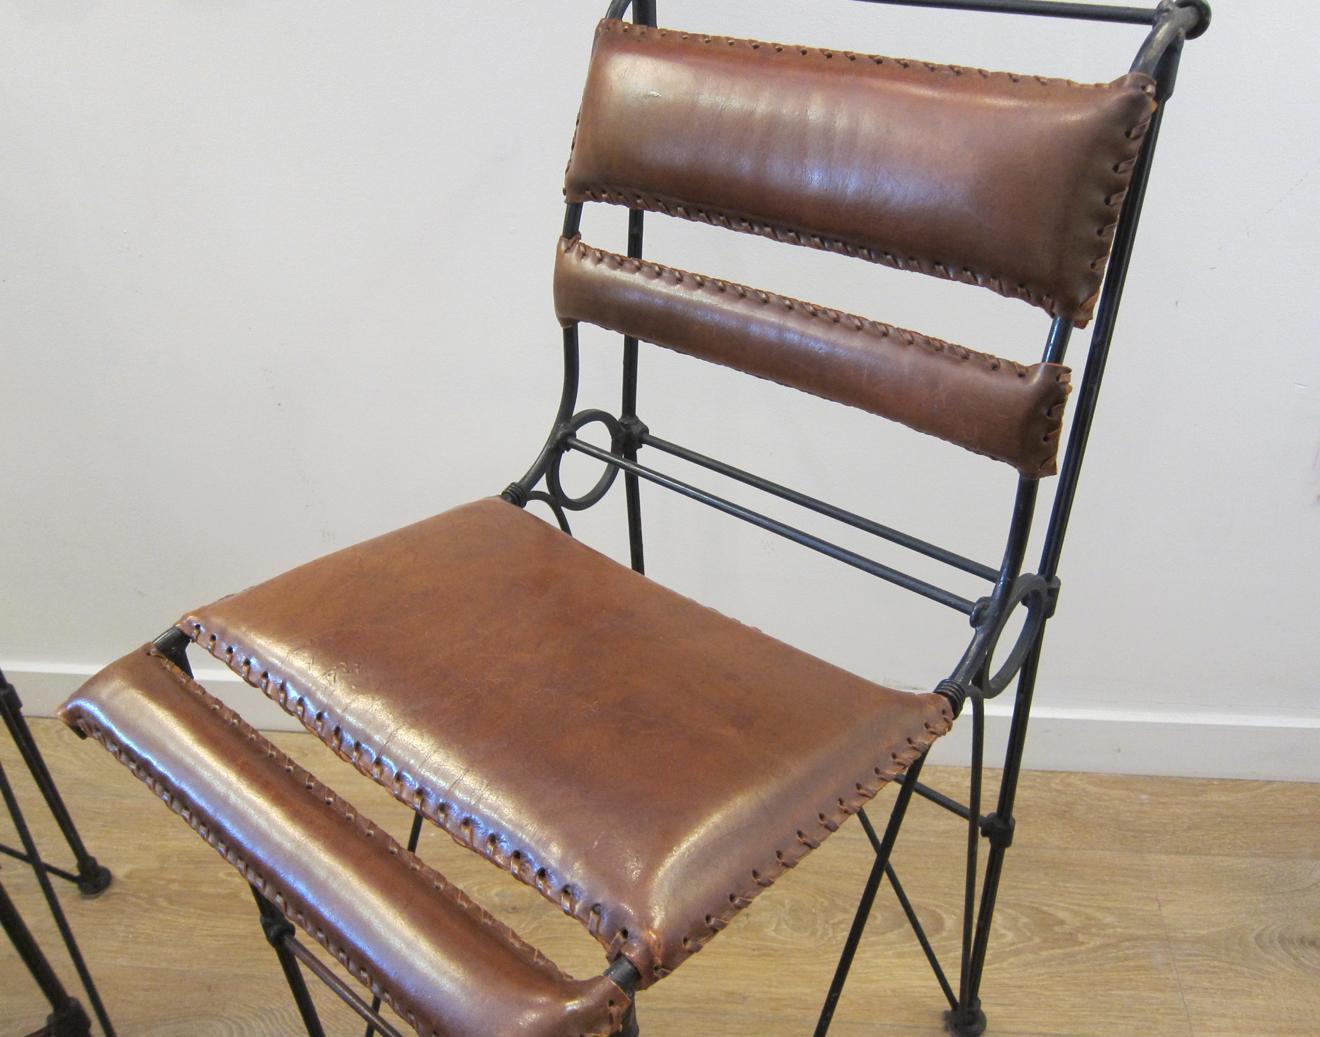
[2,720,1317,1037]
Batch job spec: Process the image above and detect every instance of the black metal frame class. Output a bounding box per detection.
[1,876,91,1037]
[0,674,112,898]
[501,3,1207,1035]
[0,671,116,1036]
[216,1,1207,1034]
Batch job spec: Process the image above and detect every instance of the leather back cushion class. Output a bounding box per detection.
[555,237,1071,477]
[565,19,1157,325]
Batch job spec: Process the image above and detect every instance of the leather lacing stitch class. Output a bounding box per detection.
[560,236,1034,378]
[1081,91,1158,315]
[185,617,954,984]
[676,698,955,968]
[70,650,627,1037]
[573,19,1159,324]
[181,621,637,974]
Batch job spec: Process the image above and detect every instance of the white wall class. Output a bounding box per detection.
[2,2,1316,780]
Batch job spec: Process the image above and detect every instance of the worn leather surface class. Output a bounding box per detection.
[61,646,630,1037]
[168,497,952,985]
[565,19,1157,324]
[555,236,1072,477]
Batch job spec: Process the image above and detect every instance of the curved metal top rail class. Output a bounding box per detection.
[605,1,1211,69]
[852,0,1158,24]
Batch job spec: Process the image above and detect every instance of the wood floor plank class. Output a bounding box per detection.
[1154,856,1320,1037]
[2,719,1317,1037]
[1002,769,1320,862]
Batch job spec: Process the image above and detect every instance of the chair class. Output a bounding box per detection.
[2,671,116,1035]
[58,1,1211,1034]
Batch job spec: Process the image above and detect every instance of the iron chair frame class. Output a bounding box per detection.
[154,1,1210,1034]
[511,3,1208,1031]
[0,672,116,1036]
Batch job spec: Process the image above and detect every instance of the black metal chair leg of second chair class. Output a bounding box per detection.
[0,877,92,1037]
[0,670,112,897]
[0,757,116,1036]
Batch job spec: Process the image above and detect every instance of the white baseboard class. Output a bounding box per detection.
[7,662,1318,782]
[923,700,1320,782]
[6,661,296,735]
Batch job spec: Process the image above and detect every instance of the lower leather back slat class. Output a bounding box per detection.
[555,237,1071,477]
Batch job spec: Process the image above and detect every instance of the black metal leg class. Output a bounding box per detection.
[0,759,116,1036]
[885,861,959,1010]
[0,673,111,897]
[814,750,929,1036]
[947,650,1044,1036]
[0,877,92,1036]
[251,886,327,1037]
[944,697,989,1037]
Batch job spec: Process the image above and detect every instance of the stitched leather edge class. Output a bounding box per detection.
[559,237,1034,375]
[567,19,1158,325]
[181,615,954,986]
[556,235,1072,478]
[181,618,642,969]
[64,647,629,1037]
[666,699,955,973]
[1035,377,1072,479]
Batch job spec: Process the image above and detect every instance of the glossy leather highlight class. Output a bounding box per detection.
[565,19,1157,324]
[554,236,1072,477]
[171,498,952,985]
[61,646,630,1037]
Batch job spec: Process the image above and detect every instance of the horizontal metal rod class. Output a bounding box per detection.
[284,938,407,1037]
[566,437,976,614]
[896,775,987,823]
[641,433,999,582]
[0,843,80,885]
[852,0,1156,24]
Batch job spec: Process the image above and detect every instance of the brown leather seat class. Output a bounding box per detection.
[160,496,948,985]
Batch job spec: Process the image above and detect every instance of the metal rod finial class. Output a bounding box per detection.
[1173,0,1211,39]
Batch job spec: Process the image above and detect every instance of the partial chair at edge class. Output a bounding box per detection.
[2,669,116,1035]
[55,2,1211,1035]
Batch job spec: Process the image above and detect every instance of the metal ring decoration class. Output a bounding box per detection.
[981,576,1052,698]
[546,409,625,512]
